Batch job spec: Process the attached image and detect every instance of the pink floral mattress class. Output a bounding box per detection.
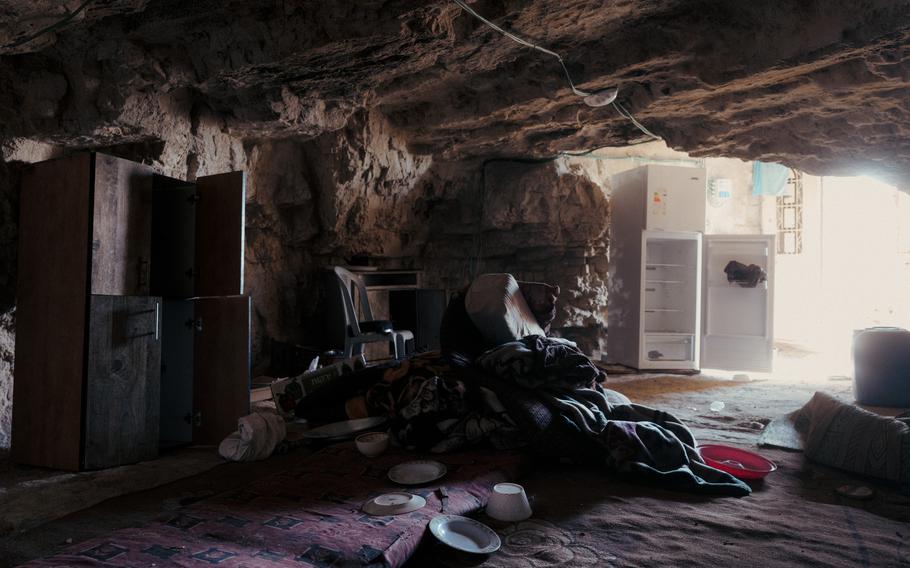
[21,444,526,567]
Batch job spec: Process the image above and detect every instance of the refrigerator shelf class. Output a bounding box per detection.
[643,331,695,336]
[708,281,768,290]
[645,330,695,335]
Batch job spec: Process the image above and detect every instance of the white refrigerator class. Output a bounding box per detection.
[608,165,774,372]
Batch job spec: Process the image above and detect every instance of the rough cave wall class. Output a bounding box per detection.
[0,159,19,450]
[242,110,433,367]
[416,160,612,354]
[241,111,614,360]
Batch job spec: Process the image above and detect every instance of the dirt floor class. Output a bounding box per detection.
[0,450,313,566]
[407,368,910,567]
[0,357,906,567]
[0,447,224,537]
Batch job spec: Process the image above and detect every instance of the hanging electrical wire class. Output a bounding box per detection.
[612,100,661,140]
[450,0,661,141]
[2,0,95,50]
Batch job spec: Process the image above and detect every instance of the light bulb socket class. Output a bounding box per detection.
[582,87,618,107]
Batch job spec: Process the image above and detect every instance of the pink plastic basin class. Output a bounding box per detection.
[698,444,777,480]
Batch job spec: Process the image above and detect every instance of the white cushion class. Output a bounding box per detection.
[465,273,545,345]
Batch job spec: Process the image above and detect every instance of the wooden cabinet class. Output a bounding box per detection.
[13,153,159,470]
[151,170,250,447]
[12,153,250,471]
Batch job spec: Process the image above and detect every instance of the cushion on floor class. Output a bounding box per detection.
[465,273,545,346]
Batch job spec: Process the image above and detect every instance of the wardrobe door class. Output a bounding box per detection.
[192,295,251,443]
[90,153,155,296]
[12,154,92,471]
[195,171,246,296]
[84,295,161,469]
[159,300,195,447]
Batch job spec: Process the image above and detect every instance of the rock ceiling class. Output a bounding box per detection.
[0,0,909,184]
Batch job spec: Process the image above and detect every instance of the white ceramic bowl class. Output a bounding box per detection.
[429,515,501,554]
[355,431,389,457]
[485,482,532,522]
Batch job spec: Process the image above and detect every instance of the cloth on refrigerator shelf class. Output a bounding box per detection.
[724,260,766,288]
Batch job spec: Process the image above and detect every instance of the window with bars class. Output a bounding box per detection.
[776,170,803,255]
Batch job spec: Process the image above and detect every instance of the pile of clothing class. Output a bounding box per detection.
[320,273,751,496]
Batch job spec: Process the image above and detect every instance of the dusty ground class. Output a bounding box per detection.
[0,450,311,567]
[606,373,854,446]
[0,447,224,537]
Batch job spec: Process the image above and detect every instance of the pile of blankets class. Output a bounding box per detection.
[366,336,751,496]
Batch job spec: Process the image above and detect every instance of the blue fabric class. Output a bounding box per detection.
[753,161,790,196]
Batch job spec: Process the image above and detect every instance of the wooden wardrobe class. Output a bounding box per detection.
[12,153,251,471]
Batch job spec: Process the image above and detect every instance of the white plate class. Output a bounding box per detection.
[388,460,448,485]
[362,492,426,516]
[429,515,501,555]
[301,417,387,441]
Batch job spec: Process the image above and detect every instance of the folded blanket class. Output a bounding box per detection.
[476,336,752,496]
[218,412,286,462]
[762,391,910,486]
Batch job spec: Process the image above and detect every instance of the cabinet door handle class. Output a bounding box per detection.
[184,411,202,426]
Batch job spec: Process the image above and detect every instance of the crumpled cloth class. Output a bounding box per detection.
[218,411,287,462]
[476,335,605,390]
[364,355,526,453]
[476,336,752,496]
[724,260,767,288]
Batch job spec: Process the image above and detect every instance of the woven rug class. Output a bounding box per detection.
[21,444,525,568]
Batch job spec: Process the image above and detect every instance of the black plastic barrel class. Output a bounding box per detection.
[852,327,910,407]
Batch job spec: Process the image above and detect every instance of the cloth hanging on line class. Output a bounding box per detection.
[752,161,790,196]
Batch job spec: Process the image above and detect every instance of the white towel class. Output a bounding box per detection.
[218,411,287,462]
